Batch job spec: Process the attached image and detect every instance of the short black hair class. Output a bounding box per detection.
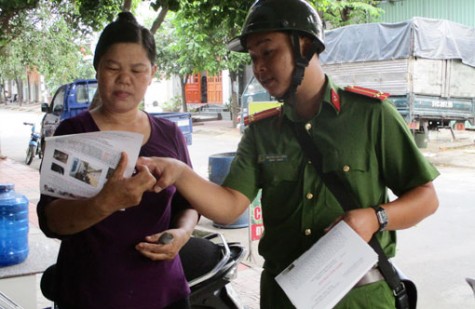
[93,12,156,70]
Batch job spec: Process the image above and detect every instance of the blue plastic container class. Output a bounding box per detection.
[208,152,249,229]
[0,183,29,267]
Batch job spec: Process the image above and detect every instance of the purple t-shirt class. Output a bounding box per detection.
[37,111,192,308]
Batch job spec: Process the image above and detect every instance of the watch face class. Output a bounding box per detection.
[375,207,388,231]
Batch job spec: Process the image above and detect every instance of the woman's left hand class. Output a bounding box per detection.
[135,228,191,261]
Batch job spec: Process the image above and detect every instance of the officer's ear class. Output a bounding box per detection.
[299,36,313,55]
[300,35,320,60]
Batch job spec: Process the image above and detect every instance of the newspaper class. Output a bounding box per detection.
[40,131,143,199]
[275,221,378,309]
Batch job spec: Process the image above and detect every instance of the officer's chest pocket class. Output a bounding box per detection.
[321,151,369,178]
[260,161,300,185]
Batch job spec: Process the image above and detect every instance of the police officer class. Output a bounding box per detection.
[140,0,439,308]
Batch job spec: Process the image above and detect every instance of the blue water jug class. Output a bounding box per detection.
[0,183,29,267]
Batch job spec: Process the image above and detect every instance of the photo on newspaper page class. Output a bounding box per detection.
[40,131,143,199]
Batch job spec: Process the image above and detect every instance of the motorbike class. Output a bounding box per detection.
[23,122,42,165]
[40,232,246,309]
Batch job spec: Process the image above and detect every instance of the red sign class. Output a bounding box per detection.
[249,190,264,241]
[251,224,264,241]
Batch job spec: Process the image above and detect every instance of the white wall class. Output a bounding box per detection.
[222,69,231,105]
[143,76,181,112]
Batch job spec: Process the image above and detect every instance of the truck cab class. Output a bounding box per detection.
[239,76,282,133]
[41,79,98,141]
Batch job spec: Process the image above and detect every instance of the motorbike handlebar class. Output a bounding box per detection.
[187,232,232,287]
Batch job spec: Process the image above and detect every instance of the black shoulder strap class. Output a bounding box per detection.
[291,122,410,309]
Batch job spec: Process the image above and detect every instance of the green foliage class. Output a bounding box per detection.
[71,0,123,32]
[0,0,383,104]
[153,1,250,80]
[0,0,99,97]
[310,0,383,27]
[150,0,180,12]
[151,0,382,83]
[161,95,182,112]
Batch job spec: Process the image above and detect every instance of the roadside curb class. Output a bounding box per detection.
[0,103,42,114]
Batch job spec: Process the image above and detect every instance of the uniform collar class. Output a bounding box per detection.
[322,75,342,114]
[283,75,341,122]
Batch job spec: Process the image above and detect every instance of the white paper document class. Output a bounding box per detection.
[275,221,378,309]
[40,131,143,199]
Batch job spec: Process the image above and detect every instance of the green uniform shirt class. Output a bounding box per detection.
[223,76,439,308]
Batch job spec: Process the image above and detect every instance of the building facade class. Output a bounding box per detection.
[377,0,475,27]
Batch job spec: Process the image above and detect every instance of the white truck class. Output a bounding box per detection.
[320,17,475,145]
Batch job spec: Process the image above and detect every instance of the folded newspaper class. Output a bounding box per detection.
[40,131,143,199]
[275,221,378,309]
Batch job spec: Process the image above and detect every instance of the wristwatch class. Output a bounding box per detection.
[373,206,388,232]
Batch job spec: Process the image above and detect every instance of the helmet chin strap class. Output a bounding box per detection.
[277,32,321,106]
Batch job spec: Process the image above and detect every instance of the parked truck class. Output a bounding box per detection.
[40,79,193,148]
[240,17,475,146]
[320,17,475,143]
[41,79,98,147]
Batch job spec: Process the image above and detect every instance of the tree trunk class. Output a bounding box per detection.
[150,5,169,34]
[180,74,188,112]
[27,69,31,103]
[15,78,23,105]
[229,70,240,127]
[122,0,132,12]
[0,79,4,103]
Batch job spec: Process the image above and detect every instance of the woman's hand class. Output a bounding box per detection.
[135,228,192,261]
[94,152,157,214]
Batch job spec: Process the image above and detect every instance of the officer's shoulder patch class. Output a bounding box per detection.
[344,85,389,101]
[244,107,281,125]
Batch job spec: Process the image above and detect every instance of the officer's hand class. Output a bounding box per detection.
[136,157,187,193]
[326,208,379,243]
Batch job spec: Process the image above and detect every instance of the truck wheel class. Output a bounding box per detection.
[25,145,35,165]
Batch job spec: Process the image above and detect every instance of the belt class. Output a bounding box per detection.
[355,267,385,287]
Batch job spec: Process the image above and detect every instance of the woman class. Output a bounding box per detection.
[37,12,198,309]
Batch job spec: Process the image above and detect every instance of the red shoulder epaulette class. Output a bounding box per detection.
[344,85,390,101]
[244,107,281,125]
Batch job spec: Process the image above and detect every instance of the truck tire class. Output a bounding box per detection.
[25,145,35,165]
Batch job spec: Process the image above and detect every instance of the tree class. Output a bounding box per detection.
[312,0,383,27]
[148,0,382,124]
[0,1,99,103]
[149,1,249,120]
[0,0,383,106]
[0,0,39,50]
[0,0,123,50]
[0,0,125,103]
